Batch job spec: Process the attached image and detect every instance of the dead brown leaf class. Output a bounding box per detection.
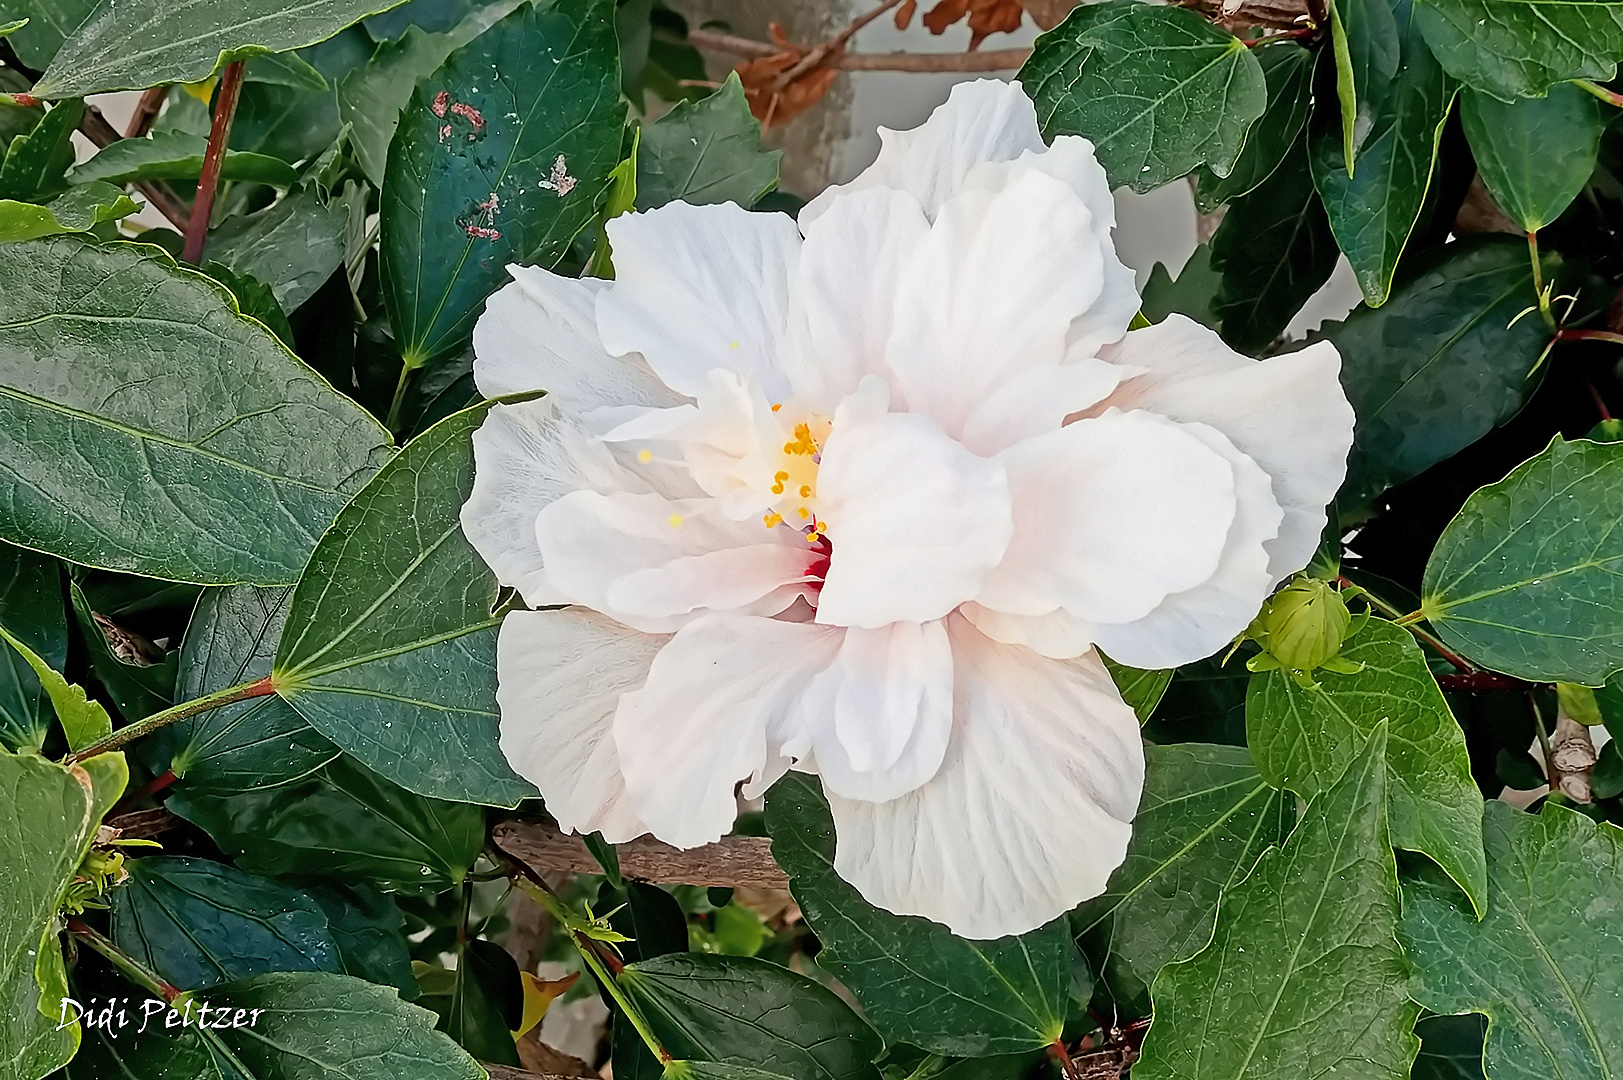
[895,0,919,29]
[735,25,842,128]
[922,0,1026,48]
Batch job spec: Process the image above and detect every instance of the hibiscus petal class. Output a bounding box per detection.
[598,202,801,401]
[958,602,1095,660]
[462,399,648,607]
[827,614,1143,940]
[801,620,954,802]
[1100,316,1354,584]
[978,409,1237,623]
[536,491,816,633]
[616,614,843,848]
[801,78,1044,226]
[785,186,931,410]
[496,609,664,842]
[816,398,1013,628]
[474,267,683,412]
[885,169,1113,439]
[957,356,1137,457]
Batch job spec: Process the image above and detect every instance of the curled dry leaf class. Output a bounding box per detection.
[896,0,919,29]
[734,25,841,128]
[922,0,1026,49]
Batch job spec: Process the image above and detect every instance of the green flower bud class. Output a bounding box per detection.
[1251,577,1353,673]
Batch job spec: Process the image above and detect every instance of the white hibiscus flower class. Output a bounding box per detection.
[461,79,1355,940]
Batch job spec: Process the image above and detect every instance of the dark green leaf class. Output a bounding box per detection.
[0,616,111,752]
[246,50,330,92]
[667,1063,796,1080]
[1593,739,1623,800]
[1136,726,1420,1080]
[0,0,95,70]
[337,0,525,186]
[207,187,350,313]
[1413,0,1623,101]
[0,546,64,753]
[605,880,688,962]
[619,952,882,1080]
[0,236,393,586]
[1139,244,1220,331]
[1412,1013,1487,1080]
[62,992,220,1080]
[1022,0,1266,192]
[0,181,140,243]
[229,80,342,166]
[273,406,533,807]
[0,99,81,201]
[153,585,338,792]
[32,0,420,97]
[366,0,482,41]
[380,0,624,366]
[1460,82,1606,232]
[586,830,625,888]
[765,773,1068,1056]
[636,73,780,210]
[1246,618,1487,915]
[202,970,485,1079]
[1309,0,1456,306]
[396,346,480,439]
[1193,42,1315,212]
[1142,652,1251,746]
[1400,801,1623,1080]
[69,578,175,723]
[202,263,297,349]
[167,755,484,894]
[1326,236,1551,509]
[111,855,342,991]
[70,132,299,187]
[306,883,419,999]
[424,936,522,1064]
[1101,655,1173,724]
[1210,139,1339,354]
[1074,743,1293,1004]
[1421,435,1623,683]
[1326,0,1401,173]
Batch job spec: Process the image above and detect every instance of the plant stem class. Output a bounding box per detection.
[1359,589,1478,673]
[1529,692,1557,782]
[181,60,246,264]
[75,104,193,230]
[573,927,667,1061]
[770,0,907,92]
[66,917,183,1003]
[66,675,276,764]
[384,363,414,435]
[1582,369,1614,422]
[1558,328,1623,346]
[1528,231,1555,328]
[125,85,168,138]
[1573,78,1623,109]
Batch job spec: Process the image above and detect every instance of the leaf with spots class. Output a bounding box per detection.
[1413,0,1623,101]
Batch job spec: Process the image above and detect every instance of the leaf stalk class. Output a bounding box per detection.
[181,59,247,264]
[65,675,276,764]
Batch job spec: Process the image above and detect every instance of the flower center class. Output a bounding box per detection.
[763,407,831,544]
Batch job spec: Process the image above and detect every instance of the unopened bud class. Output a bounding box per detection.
[1250,577,1353,673]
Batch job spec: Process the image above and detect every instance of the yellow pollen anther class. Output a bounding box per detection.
[763,512,783,528]
[771,483,784,495]
[637,449,652,463]
[797,507,810,520]
[667,513,683,528]
[799,484,812,498]
[728,340,740,351]
[770,403,782,412]
[774,471,789,481]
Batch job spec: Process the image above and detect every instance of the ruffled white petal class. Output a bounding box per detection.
[885,168,1115,439]
[598,202,801,401]
[958,602,1095,660]
[958,356,1138,458]
[474,268,683,413]
[815,388,1013,628]
[536,492,815,634]
[784,186,931,410]
[801,79,1045,226]
[1099,316,1354,584]
[496,609,663,842]
[801,620,954,802]
[977,409,1237,623]
[462,399,650,607]
[827,614,1143,939]
[615,614,843,848]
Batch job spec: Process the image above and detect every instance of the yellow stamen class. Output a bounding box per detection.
[799,485,812,498]
[797,507,810,520]
[667,514,683,528]
[770,403,782,412]
[637,449,652,463]
[763,512,783,528]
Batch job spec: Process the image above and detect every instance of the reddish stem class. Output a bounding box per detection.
[66,918,185,1003]
[1583,370,1615,422]
[124,85,169,138]
[1437,672,1531,693]
[181,61,246,264]
[114,769,177,816]
[1557,328,1623,346]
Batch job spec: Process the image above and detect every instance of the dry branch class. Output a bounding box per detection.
[492,820,788,889]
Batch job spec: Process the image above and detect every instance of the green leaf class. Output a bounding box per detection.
[336,0,526,186]
[765,773,1068,1056]
[1022,0,1266,193]
[1139,244,1221,331]
[0,622,111,752]
[202,263,297,349]
[1421,435,1623,683]
[246,50,331,92]
[229,81,343,166]
[380,0,624,366]
[206,187,351,313]
[1460,82,1607,232]
[1246,618,1487,915]
[1412,0,1623,101]
[0,99,82,201]
[110,855,343,990]
[0,236,393,586]
[1209,139,1340,354]
[667,1063,796,1080]
[1101,655,1174,724]
[636,73,781,210]
[0,181,141,243]
[167,755,484,894]
[1193,42,1315,212]
[68,577,176,724]
[0,0,94,70]
[0,546,64,753]
[1074,743,1294,1004]
[1309,0,1456,306]
[152,585,338,792]
[306,883,419,999]
[421,936,522,1065]
[1136,725,1420,1080]
[619,952,882,1080]
[1412,1013,1487,1080]
[202,970,484,1079]
[1326,236,1551,509]
[70,132,299,187]
[1401,801,1623,1080]
[273,406,534,807]
[1326,0,1401,175]
[32,0,420,98]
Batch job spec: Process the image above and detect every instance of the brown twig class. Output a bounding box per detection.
[686,27,1029,72]
[771,0,908,92]
[124,85,168,138]
[182,59,246,264]
[77,104,193,230]
[493,820,789,889]
[103,807,182,839]
[1177,0,1315,29]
